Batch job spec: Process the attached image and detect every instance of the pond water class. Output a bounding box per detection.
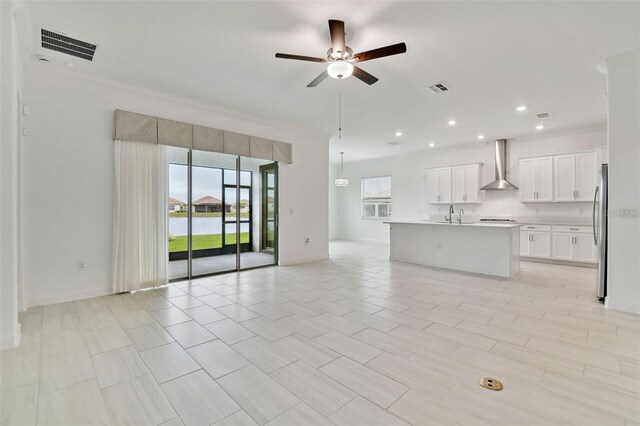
[170,217,249,236]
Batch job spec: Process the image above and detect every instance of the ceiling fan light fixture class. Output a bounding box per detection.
[327,60,353,79]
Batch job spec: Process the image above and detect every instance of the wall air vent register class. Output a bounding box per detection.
[427,82,451,94]
[41,29,97,61]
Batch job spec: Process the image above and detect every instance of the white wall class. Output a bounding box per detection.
[0,1,24,349]
[22,63,329,307]
[605,49,640,314]
[331,127,605,244]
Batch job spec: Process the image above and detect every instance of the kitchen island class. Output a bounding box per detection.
[385,221,521,278]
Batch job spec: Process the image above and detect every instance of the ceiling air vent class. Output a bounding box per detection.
[41,29,97,61]
[536,112,551,119]
[427,82,450,94]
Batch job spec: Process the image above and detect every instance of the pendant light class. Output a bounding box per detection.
[334,152,350,187]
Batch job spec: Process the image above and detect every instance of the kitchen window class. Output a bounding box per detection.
[361,176,392,219]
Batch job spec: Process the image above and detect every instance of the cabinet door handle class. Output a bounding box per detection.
[569,228,579,231]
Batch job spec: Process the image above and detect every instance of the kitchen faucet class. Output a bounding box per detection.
[457,209,464,224]
[445,204,454,224]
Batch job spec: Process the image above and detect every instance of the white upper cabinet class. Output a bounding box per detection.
[521,150,597,203]
[554,152,597,202]
[554,154,576,202]
[451,164,481,203]
[426,169,439,204]
[519,156,553,202]
[537,157,554,201]
[575,152,597,201]
[438,168,452,204]
[426,167,451,204]
[428,164,480,205]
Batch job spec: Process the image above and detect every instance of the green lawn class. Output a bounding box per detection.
[169,233,250,252]
[169,212,250,218]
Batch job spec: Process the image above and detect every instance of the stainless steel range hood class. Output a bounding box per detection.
[480,139,519,190]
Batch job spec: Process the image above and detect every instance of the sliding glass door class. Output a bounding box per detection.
[168,148,278,280]
[239,157,278,269]
[191,150,239,276]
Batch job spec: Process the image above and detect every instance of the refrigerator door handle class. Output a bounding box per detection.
[592,186,599,245]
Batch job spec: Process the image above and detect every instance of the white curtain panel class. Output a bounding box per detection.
[112,140,168,293]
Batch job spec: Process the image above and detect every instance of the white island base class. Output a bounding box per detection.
[386,222,521,278]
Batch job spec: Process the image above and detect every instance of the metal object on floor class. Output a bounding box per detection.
[478,377,503,391]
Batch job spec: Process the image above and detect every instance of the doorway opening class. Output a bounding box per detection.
[167,147,278,280]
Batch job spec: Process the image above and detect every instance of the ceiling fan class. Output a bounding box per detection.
[275,19,407,87]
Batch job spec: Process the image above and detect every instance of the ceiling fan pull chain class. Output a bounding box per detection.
[338,88,342,139]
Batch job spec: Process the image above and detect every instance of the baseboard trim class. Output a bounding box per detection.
[335,237,389,245]
[279,254,329,266]
[520,257,597,268]
[0,322,21,351]
[605,298,640,315]
[28,287,113,309]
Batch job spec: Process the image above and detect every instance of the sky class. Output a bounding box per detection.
[170,164,252,203]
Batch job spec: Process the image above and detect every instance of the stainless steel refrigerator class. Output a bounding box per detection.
[594,164,608,301]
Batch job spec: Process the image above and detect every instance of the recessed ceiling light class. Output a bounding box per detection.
[448,120,456,126]
[536,124,544,130]
[395,131,402,137]
[477,135,485,140]
[428,143,435,148]
[516,105,527,112]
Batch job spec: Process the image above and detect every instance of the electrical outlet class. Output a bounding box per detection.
[77,261,85,271]
[305,238,310,245]
[437,243,442,249]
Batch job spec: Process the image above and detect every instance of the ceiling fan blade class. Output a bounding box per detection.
[275,53,325,63]
[353,42,407,62]
[307,70,329,87]
[352,66,379,85]
[328,20,346,53]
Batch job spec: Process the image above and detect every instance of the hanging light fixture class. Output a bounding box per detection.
[334,152,350,186]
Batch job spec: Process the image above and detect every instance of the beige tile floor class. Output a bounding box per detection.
[1,241,639,425]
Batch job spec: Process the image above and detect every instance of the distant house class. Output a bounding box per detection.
[231,199,250,213]
[192,196,231,213]
[168,197,186,212]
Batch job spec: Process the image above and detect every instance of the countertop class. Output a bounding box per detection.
[426,215,592,227]
[384,221,521,228]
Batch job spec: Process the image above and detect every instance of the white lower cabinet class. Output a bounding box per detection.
[551,226,596,263]
[521,224,596,263]
[520,225,551,258]
[551,233,574,261]
[530,232,551,258]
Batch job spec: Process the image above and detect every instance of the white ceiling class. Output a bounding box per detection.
[20,1,640,162]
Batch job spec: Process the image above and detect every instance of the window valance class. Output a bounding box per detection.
[113,109,293,163]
